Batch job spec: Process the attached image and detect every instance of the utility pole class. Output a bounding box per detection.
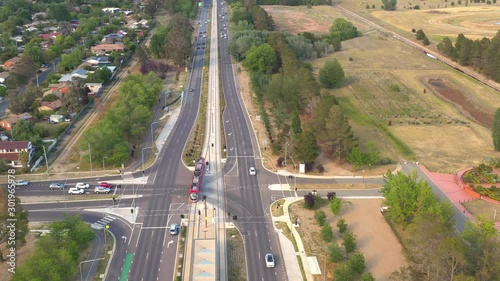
[42,145,49,175]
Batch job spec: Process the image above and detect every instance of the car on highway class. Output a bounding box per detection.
[49,183,65,189]
[265,253,275,268]
[68,187,85,195]
[75,182,90,189]
[100,182,113,188]
[14,180,29,186]
[189,88,195,92]
[249,167,256,176]
[169,224,180,235]
[94,186,111,194]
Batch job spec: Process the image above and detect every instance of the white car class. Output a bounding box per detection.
[75,182,90,189]
[68,187,85,195]
[249,167,256,176]
[14,180,29,186]
[265,253,275,268]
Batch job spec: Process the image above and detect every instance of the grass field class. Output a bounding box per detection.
[463,199,500,222]
[264,4,500,172]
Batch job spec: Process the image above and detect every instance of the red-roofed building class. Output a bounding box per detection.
[40,32,60,40]
[0,141,35,168]
[0,113,33,131]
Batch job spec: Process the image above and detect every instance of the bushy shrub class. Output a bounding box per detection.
[327,191,336,201]
[327,242,344,262]
[304,193,315,209]
[320,224,334,242]
[315,210,326,226]
[337,218,348,233]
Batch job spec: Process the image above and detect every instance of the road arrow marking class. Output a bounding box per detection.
[167,240,174,248]
[122,236,127,243]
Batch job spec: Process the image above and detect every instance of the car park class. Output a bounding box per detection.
[14,180,29,186]
[169,224,180,235]
[265,253,275,268]
[49,183,65,189]
[100,182,113,188]
[68,187,85,195]
[75,182,90,189]
[249,167,256,176]
[94,186,111,194]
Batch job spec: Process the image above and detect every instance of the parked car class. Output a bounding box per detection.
[14,180,29,186]
[94,186,111,194]
[75,182,90,189]
[49,183,65,189]
[249,167,256,176]
[68,187,85,195]
[169,224,180,235]
[265,253,275,268]
[100,182,113,188]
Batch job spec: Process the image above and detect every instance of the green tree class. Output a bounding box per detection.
[343,231,357,254]
[291,110,302,135]
[313,92,338,140]
[327,242,344,262]
[438,37,455,57]
[382,0,398,10]
[18,150,29,168]
[348,252,366,274]
[360,272,376,281]
[314,210,326,226]
[319,59,345,88]
[329,18,359,41]
[348,146,365,169]
[422,36,430,45]
[0,86,6,97]
[492,108,500,150]
[325,105,357,159]
[320,224,334,242]
[381,171,427,226]
[243,43,277,74]
[293,129,320,169]
[329,197,342,215]
[334,263,353,281]
[415,29,426,40]
[438,237,467,280]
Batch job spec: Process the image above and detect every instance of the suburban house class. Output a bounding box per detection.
[90,43,125,55]
[58,68,88,82]
[48,84,69,94]
[37,100,62,112]
[0,141,35,168]
[102,7,120,13]
[0,72,10,84]
[84,56,110,67]
[40,32,60,41]
[85,83,103,97]
[2,57,21,71]
[102,33,124,44]
[43,89,64,99]
[0,113,33,131]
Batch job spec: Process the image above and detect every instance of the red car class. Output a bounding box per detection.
[100,182,113,188]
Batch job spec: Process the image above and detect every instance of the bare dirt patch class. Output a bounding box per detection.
[426,78,494,128]
[289,199,406,281]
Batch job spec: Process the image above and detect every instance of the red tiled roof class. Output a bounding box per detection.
[0,153,19,161]
[0,141,30,150]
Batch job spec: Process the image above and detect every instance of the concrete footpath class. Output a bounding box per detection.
[272,197,314,281]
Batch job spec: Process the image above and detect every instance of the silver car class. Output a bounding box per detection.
[49,183,65,189]
[14,180,29,186]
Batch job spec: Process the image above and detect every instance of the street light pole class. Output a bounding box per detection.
[80,258,105,281]
[150,121,161,149]
[102,157,107,170]
[88,144,92,172]
[285,141,288,167]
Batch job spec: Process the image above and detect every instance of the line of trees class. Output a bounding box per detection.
[437,31,500,83]
[149,15,193,66]
[382,171,500,280]
[0,188,29,261]
[80,72,163,167]
[12,215,95,281]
